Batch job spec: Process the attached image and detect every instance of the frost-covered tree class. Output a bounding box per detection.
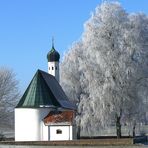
[0,67,20,131]
[61,1,148,137]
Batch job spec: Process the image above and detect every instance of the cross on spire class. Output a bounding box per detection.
[52,36,54,48]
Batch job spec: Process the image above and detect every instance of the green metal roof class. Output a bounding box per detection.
[16,70,75,109]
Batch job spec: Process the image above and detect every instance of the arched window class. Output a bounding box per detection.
[52,67,54,70]
[56,129,62,134]
[55,66,57,70]
[49,67,50,70]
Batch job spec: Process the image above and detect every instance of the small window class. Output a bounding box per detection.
[55,66,57,70]
[52,67,54,70]
[49,67,50,70]
[56,129,62,134]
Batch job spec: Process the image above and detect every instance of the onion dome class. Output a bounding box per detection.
[47,40,60,62]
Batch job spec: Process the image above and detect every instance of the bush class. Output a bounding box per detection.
[0,133,5,141]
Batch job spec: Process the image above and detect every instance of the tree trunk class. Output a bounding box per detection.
[77,125,80,139]
[116,116,121,138]
[132,123,136,137]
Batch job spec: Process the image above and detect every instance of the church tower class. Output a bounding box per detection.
[47,39,60,82]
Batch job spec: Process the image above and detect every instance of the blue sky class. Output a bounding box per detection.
[0,0,147,92]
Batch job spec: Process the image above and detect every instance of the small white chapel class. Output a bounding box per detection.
[15,41,76,141]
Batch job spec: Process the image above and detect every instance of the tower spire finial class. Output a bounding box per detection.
[52,36,54,48]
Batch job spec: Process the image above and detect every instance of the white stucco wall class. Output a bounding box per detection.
[15,108,50,141]
[42,121,48,141]
[49,125,73,141]
[48,61,59,82]
[70,125,73,140]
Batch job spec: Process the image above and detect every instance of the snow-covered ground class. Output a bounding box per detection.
[80,125,148,137]
[1,125,148,138]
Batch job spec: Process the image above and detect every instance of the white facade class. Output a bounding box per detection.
[15,108,50,141]
[48,125,73,141]
[15,108,75,141]
[48,61,59,82]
